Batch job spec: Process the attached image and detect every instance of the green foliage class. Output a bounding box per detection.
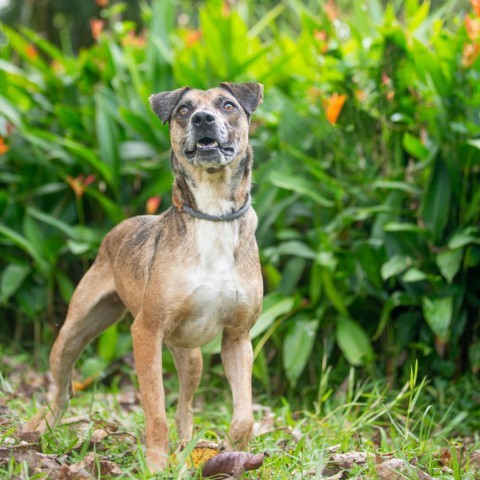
[1,0,479,395]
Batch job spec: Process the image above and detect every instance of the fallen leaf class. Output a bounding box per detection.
[375,458,434,480]
[331,451,373,469]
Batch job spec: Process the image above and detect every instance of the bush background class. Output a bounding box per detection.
[1,0,479,403]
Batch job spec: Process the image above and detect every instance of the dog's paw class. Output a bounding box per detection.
[146,451,170,473]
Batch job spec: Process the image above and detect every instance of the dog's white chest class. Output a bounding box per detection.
[169,221,246,348]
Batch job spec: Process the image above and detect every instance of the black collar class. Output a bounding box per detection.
[182,194,251,222]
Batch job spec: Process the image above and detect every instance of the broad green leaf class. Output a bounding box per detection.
[421,156,451,243]
[55,270,74,303]
[422,296,452,341]
[402,268,427,283]
[436,249,463,284]
[98,324,119,362]
[403,133,429,160]
[321,269,348,316]
[0,224,50,275]
[269,172,334,207]
[448,227,480,249]
[274,241,317,260]
[381,254,410,280]
[283,317,319,386]
[250,294,295,339]
[0,264,30,305]
[336,317,373,366]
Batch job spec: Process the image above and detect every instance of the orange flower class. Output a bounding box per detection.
[222,0,231,17]
[146,195,161,214]
[472,0,480,17]
[465,15,480,41]
[122,30,147,48]
[323,93,347,125]
[66,174,96,197]
[51,60,65,74]
[0,137,9,155]
[185,30,202,48]
[25,44,38,60]
[90,18,105,41]
[96,0,109,7]
[314,30,329,53]
[324,0,339,21]
[462,42,480,67]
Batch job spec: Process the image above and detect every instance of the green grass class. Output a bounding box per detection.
[1,353,479,479]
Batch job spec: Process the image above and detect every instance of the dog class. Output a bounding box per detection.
[23,82,264,471]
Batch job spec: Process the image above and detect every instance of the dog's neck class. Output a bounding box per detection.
[171,146,253,218]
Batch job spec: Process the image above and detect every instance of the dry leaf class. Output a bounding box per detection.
[375,458,435,480]
[331,451,373,469]
[201,451,265,479]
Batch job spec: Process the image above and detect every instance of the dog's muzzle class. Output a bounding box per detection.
[184,110,234,164]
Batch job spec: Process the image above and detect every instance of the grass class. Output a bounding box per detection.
[0,351,479,479]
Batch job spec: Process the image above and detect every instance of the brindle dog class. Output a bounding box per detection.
[24,82,264,471]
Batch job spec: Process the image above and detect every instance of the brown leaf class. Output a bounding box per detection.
[252,411,275,437]
[13,450,61,473]
[90,428,109,444]
[331,451,373,469]
[17,429,42,444]
[375,458,435,480]
[202,451,265,479]
[50,465,94,480]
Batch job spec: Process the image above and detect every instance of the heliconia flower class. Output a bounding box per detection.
[90,18,105,41]
[146,195,161,214]
[122,30,147,48]
[66,174,96,197]
[222,0,230,17]
[324,0,339,21]
[96,0,109,7]
[0,137,9,155]
[185,30,202,48]
[465,15,480,41]
[472,0,480,17]
[324,93,347,125]
[314,30,329,53]
[462,42,480,67]
[25,44,38,60]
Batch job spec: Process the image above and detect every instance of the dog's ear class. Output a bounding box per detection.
[149,87,190,124]
[219,82,263,117]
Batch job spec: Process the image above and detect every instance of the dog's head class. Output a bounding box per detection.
[149,83,263,172]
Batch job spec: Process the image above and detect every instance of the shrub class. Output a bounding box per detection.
[0,0,479,396]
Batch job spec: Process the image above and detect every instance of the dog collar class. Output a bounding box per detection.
[182,194,251,222]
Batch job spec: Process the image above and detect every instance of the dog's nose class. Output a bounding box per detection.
[191,110,216,128]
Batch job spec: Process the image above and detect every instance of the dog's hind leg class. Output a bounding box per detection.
[168,346,203,447]
[23,256,126,433]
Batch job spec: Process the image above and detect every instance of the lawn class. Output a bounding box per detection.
[1,350,479,479]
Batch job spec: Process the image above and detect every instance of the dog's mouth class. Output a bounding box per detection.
[185,137,235,159]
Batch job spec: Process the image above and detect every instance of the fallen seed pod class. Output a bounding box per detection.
[201,451,265,478]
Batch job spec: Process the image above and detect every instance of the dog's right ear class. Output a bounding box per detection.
[149,87,190,124]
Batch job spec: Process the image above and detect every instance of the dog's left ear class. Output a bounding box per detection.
[220,82,263,117]
[149,87,191,124]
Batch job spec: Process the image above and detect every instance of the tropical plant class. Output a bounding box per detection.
[0,0,479,397]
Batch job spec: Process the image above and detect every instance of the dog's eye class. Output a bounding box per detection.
[223,101,236,111]
[178,105,189,115]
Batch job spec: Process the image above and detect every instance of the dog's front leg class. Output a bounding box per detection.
[221,331,254,451]
[131,313,169,472]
